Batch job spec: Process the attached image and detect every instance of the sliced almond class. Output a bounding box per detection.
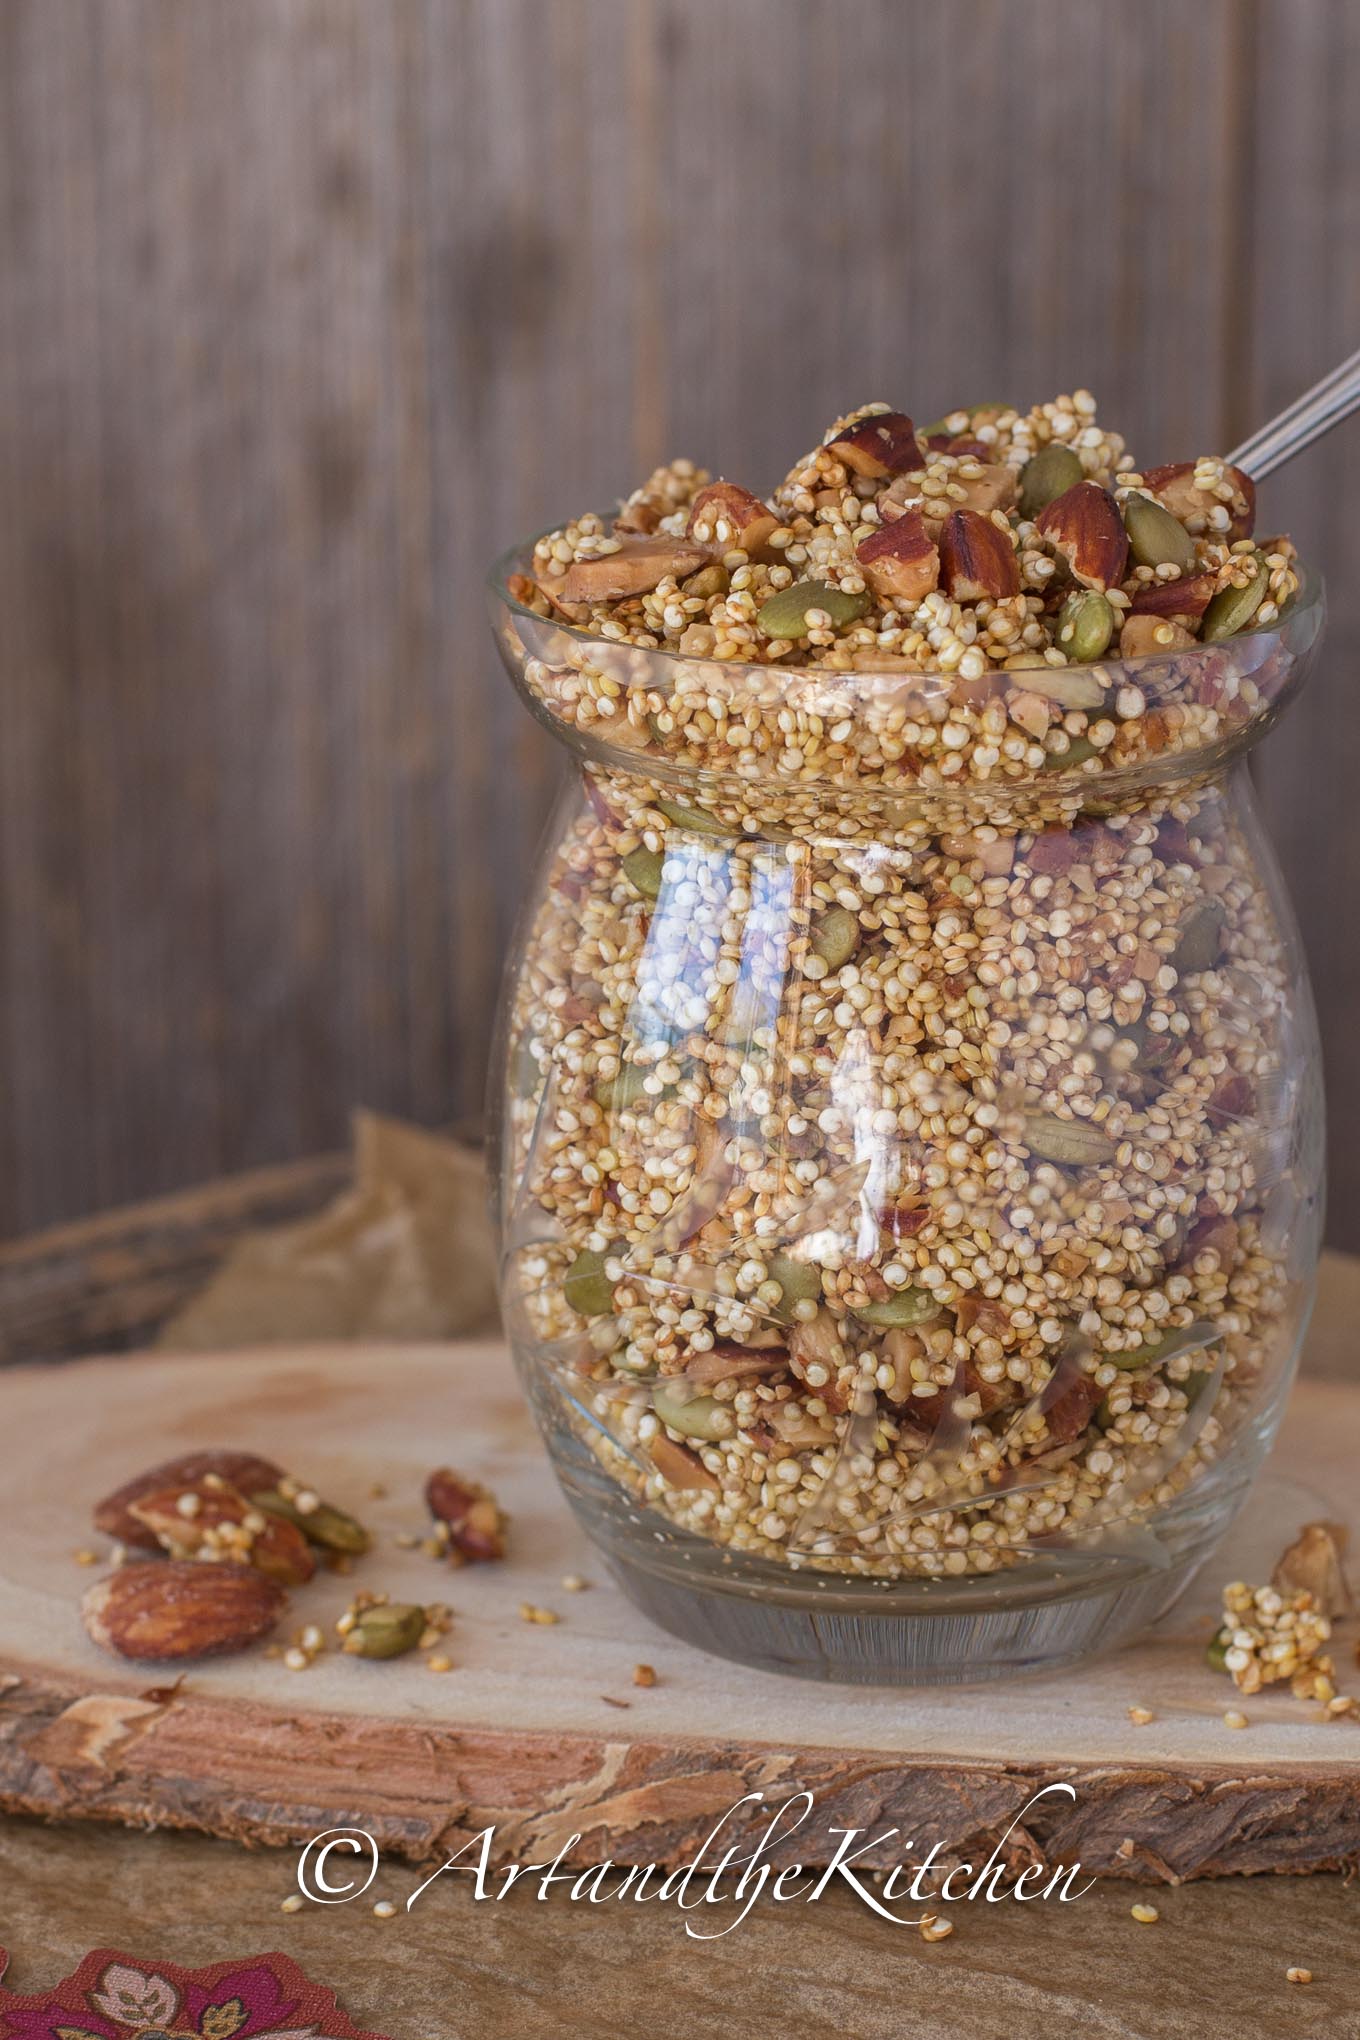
[855,509,940,605]
[552,537,708,605]
[826,411,924,479]
[1036,481,1129,591]
[938,508,1020,601]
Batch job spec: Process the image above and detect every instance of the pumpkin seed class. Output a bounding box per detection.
[810,906,860,970]
[1022,1113,1117,1167]
[1019,444,1084,518]
[766,1252,821,1322]
[252,1489,370,1556]
[1122,494,1197,572]
[593,1063,652,1113]
[1173,899,1226,975]
[342,1603,426,1660]
[510,1034,542,1097]
[1206,1627,1230,1673]
[1055,589,1116,664]
[652,1381,731,1442]
[563,1248,615,1318]
[680,562,728,600]
[1105,1323,1219,1372]
[656,797,734,837]
[755,579,871,640]
[1201,558,1270,642]
[856,1287,942,1328]
[1040,734,1099,772]
[622,847,664,899]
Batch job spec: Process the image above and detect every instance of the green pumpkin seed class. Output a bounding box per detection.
[1122,494,1197,572]
[622,847,664,899]
[342,1603,427,1660]
[1040,734,1099,772]
[810,906,860,970]
[1022,1113,1117,1167]
[563,1248,615,1317]
[766,1253,822,1322]
[252,1488,371,1556]
[756,579,871,640]
[856,1287,942,1328]
[1105,1324,1219,1372]
[1055,589,1116,664]
[593,1064,652,1113]
[510,1034,542,1098]
[655,797,734,837]
[652,1381,731,1441]
[680,562,728,599]
[1173,900,1226,975]
[1019,444,1084,518]
[1206,1627,1230,1673]
[1201,559,1270,642]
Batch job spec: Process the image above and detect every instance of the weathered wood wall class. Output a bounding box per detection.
[2,0,1358,1242]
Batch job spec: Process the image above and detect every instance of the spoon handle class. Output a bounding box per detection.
[1228,345,1360,480]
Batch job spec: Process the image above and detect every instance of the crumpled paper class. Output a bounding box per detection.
[155,1112,499,1350]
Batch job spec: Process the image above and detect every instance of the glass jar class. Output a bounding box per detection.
[487,546,1325,1684]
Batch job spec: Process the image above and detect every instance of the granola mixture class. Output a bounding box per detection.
[494,396,1319,1582]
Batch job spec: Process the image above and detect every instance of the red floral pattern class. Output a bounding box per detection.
[0,1950,390,2040]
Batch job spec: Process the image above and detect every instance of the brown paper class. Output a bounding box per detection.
[155,1112,499,1350]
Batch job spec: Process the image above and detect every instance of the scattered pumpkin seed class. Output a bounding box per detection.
[563,1248,615,1318]
[1202,558,1270,642]
[856,1288,942,1328]
[766,1252,822,1322]
[252,1489,370,1556]
[652,1381,731,1442]
[810,906,860,970]
[341,1603,426,1660]
[621,847,664,899]
[1206,1627,1231,1673]
[1022,1113,1117,1166]
[1019,444,1084,518]
[1122,493,1197,572]
[1173,899,1226,975]
[756,579,870,640]
[1055,589,1116,664]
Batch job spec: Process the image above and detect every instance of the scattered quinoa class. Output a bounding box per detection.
[1208,1581,1331,1695]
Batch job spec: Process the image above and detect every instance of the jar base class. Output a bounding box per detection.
[600,1541,1202,1685]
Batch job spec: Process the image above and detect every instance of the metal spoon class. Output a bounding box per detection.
[1228,344,1360,479]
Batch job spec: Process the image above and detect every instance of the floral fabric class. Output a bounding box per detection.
[0,1950,390,2040]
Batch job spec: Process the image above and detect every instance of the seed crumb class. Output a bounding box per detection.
[1285,1967,1313,1985]
[1115,1838,1135,1861]
[519,1602,559,1625]
[561,1573,589,1592]
[1223,1708,1248,1730]
[372,1900,397,1920]
[920,1915,954,1942]
[394,1532,420,1550]
[427,1654,453,1673]
[73,1549,99,1567]
[283,1647,310,1672]
[1131,1902,1159,1924]
[280,1893,305,1914]
[633,1662,657,1687]
[369,1482,388,1500]
[1127,1704,1155,1726]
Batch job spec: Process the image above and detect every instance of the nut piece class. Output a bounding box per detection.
[1036,482,1130,591]
[425,1467,508,1563]
[1272,1521,1351,1618]
[950,462,1019,515]
[553,536,709,605]
[1128,573,1216,620]
[855,510,940,605]
[686,481,778,558]
[1118,614,1196,658]
[82,1560,286,1662]
[938,508,1020,600]
[1142,461,1255,538]
[648,1434,720,1492]
[94,1450,283,1550]
[826,411,923,479]
[128,1480,316,1587]
[1022,1112,1117,1167]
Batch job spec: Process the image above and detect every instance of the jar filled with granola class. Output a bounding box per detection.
[487,395,1325,1683]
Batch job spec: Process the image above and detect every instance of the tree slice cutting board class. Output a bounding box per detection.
[0,1343,1356,1882]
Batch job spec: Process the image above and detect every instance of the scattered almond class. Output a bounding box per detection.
[425,1467,508,1563]
[82,1560,286,1662]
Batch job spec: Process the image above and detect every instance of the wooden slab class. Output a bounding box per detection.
[0,1343,1357,1881]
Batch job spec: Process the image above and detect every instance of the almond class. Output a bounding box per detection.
[1035,482,1129,591]
[826,411,923,479]
[855,510,940,604]
[426,1467,508,1563]
[648,1435,720,1493]
[1119,614,1196,658]
[1142,462,1255,538]
[686,481,778,558]
[82,1560,286,1662]
[550,536,708,606]
[938,508,1020,600]
[128,1480,316,1586]
[1128,573,1216,620]
[94,1450,283,1550]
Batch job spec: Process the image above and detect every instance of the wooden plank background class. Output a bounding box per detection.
[1,0,1358,1244]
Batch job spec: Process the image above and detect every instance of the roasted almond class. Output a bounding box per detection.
[938,508,1020,601]
[1142,461,1255,538]
[551,536,708,605]
[128,1480,316,1586]
[686,481,778,557]
[855,509,940,605]
[1128,573,1216,619]
[1035,482,1129,591]
[826,411,923,479]
[82,1560,286,1662]
[94,1450,283,1550]
[426,1467,508,1563]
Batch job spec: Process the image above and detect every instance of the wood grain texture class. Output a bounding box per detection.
[1,0,1358,1241]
